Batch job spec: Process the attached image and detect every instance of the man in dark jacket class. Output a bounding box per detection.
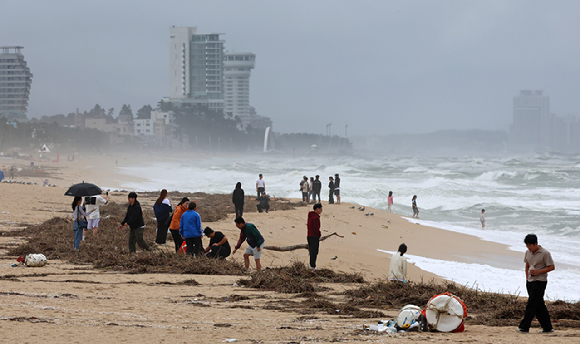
[307,203,323,269]
[119,192,150,252]
[328,176,335,204]
[256,192,270,213]
[312,175,322,203]
[233,217,265,272]
[232,182,245,218]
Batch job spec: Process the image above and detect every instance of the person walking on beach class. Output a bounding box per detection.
[518,234,555,334]
[72,197,94,250]
[153,189,172,245]
[232,182,245,218]
[256,174,265,198]
[300,176,309,202]
[388,191,393,213]
[204,227,231,259]
[9,166,14,180]
[168,197,189,252]
[180,201,204,256]
[412,195,419,218]
[328,176,335,204]
[257,192,270,213]
[334,173,341,204]
[119,192,150,253]
[307,203,323,269]
[388,243,408,282]
[83,192,109,240]
[312,175,322,203]
[232,217,265,273]
[480,209,486,228]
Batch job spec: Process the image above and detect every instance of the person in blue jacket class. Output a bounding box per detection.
[153,189,172,244]
[179,201,203,256]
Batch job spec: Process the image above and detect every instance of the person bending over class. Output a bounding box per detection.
[232,217,265,272]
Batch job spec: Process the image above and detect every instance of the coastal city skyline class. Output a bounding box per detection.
[2,1,580,137]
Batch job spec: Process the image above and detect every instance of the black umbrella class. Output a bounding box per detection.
[64,182,102,197]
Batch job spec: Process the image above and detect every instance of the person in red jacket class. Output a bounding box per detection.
[307,203,323,269]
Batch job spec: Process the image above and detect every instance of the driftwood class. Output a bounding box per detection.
[263,232,343,252]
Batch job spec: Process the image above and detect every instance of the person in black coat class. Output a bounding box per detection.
[119,192,150,252]
[232,182,245,218]
[312,175,322,203]
[256,192,270,213]
[328,176,335,204]
[153,189,172,244]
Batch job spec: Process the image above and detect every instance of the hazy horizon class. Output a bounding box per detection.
[2,1,580,136]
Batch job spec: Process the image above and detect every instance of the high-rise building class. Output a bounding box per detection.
[0,46,33,120]
[510,90,550,148]
[167,26,225,112]
[224,52,255,126]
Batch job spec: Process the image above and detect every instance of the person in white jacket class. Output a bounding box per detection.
[389,243,408,282]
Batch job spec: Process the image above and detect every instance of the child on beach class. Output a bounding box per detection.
[412,195,419,218]
[388,191,393,213]
[481,209,485,228]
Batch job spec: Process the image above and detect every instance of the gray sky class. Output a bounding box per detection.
[2,0,580,136]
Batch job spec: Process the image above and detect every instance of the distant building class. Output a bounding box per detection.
[134,110,174,147]
[224,52,255,127]
[510,90,550,149]
[167,26,225,112]
[0,46,33,120]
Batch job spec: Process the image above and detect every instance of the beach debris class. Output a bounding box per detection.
[25,254,47,267]
[388,220,392,223]
[370,212,374,216]
[352,231,357,235]
[382,225,388,229]
[223,339,238,343]
[349,206,355,209]
[263,232,344,251]
[364,213,370,216]
[425,293,467,332]
[358,206,365,211]
[330,256,338,260]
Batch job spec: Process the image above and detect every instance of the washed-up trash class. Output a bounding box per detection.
[223,340,238,343]
[368,320,397,334]
[25,254,47,267]
[423,293,467,332]
[397,305,422,329]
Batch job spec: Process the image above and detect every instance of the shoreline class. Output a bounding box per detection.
[1,155,528,286]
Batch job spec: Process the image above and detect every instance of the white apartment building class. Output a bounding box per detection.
[0,46,33,120]
[168,26,225,112]
[224,52,255,127]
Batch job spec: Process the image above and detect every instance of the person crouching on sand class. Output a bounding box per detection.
[412,195,419,218]
[204,227,231,259]
[388,243,408,283]
[232,217,265,273]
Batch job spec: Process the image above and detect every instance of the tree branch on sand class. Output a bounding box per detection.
[263,232,344,252]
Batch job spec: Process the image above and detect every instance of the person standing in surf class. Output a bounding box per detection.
[480,209,486,228]
[328,176,335,204]
[387,191,394,213]
[412,195,419,218]
[256,174,265,198]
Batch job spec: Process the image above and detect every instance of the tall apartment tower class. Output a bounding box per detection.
[168,26,225,112]
[224,52,255,127]
[0,46,33,120]
[511,90,550,148]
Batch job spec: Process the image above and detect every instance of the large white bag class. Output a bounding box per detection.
[25,254,47,267]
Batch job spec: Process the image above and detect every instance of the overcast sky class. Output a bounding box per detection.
[2,1,580,136]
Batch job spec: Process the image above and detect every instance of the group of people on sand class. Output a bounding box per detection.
[298,173,342,205]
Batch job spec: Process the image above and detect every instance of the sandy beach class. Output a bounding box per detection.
[1,154,578,343]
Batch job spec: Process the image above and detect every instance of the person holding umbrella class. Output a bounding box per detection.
[119,192,150,253]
